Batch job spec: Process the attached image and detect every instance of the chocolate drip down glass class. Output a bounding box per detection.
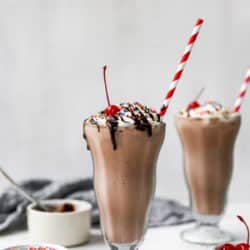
[175,115,241,245]
[84,123,165,250]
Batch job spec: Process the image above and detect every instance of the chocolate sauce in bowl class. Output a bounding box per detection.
[35,203,75,213]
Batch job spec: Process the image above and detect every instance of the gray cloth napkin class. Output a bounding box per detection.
[0,179,194,233]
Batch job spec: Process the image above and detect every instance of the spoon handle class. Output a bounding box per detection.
[0,166,38,205]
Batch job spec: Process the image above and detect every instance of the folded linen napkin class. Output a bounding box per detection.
[0,179,194,233]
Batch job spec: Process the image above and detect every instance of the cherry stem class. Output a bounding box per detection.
[194,86,205,101]
[237,215,250,244]
[103,65,111,107]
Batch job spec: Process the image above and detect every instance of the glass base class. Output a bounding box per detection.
[107,241,140,250]
[180,224,233,246]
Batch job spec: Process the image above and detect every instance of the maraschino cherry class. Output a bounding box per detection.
[217,216,250,250]
[187,86,205,110]
[187,101,200,110]
[217,243,235,250]
[235,216,250,249]
[102,65,120,116]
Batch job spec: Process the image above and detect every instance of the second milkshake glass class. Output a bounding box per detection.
[175,114,241,245]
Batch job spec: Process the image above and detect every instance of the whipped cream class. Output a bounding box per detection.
[85,102,161,127]
[180,100,234,119]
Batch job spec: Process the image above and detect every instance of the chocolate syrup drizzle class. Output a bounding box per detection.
[84,103,161,150]
[83,119,90,150]
[107,119,118,150]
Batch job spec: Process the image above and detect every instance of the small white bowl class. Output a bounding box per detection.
[27,199,92,247]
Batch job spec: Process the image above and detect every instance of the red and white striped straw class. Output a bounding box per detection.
[159,18,204,117]
[233,67,250,113]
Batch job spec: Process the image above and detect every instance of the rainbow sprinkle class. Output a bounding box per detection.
[6,247,56,250]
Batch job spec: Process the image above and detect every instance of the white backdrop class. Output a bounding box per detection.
[0,0,249,201]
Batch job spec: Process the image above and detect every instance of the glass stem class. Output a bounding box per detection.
[108,242,139,250]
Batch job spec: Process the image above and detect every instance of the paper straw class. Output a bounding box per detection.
[233,67,250,113]
[159,18,204,117]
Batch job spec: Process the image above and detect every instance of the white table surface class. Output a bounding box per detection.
[0,202,249,250]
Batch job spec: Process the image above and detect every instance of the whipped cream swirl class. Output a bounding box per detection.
[84,102,162,150]
[86,102,161,127]
[180,100,233,119]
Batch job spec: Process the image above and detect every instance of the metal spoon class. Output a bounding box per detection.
[0,166,50,211]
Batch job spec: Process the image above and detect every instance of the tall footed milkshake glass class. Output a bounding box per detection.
[175,101,241,245]
[83,102,165,250]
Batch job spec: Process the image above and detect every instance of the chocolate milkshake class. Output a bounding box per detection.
[84,102,165,246]
[175,100,241,245]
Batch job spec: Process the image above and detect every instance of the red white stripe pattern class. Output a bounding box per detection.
[233,67,250,113]
[159,18,204,117]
